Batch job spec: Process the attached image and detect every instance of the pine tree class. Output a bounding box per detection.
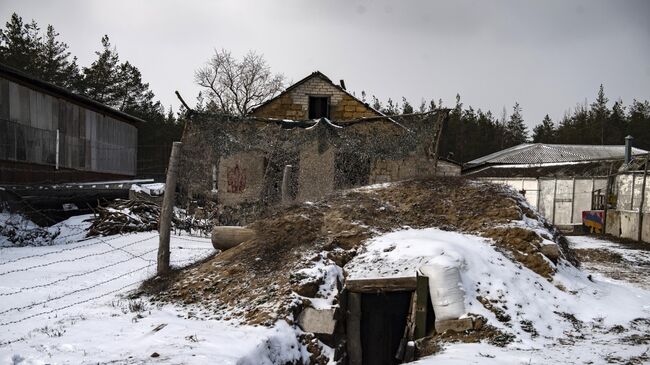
[418,99,427,113]
[81,35,120,106]
[590,84,610,144]
[628,99,650,151]
[532,114,555,143]
[371,95,382,111]
[401,97,413,114]
[38,24,82,91]
[0,13,42,75]
[504,102,528,146]
[606,100,627,144]
[114,61,155,112]
[383,98,399,115]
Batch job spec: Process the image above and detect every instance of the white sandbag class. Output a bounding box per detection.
[419,263,466,321]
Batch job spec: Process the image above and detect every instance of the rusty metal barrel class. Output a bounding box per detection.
[211,226,256,250]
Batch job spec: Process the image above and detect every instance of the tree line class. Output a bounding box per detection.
[365,86,649,163]
[2,12,648,167]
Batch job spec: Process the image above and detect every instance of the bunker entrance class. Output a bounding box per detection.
[346,276,433,364]
[360,292,411,365]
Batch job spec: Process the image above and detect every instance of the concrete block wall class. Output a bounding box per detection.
[296,140,336,202]
[368,157,460,184]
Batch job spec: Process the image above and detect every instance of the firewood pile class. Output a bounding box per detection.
[87,199,161,237]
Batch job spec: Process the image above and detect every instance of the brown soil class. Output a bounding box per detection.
[142,177,575,325]
[415,322,515,358]
[574,248,624,264]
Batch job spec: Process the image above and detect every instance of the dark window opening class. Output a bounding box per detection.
[308,96,329,119]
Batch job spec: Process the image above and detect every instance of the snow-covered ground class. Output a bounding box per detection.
[349,229,650,364]
[568,235,650,290]
[2,210,649,364]
[0,220,308,365]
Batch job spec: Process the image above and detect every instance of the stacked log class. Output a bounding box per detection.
[87,199,161,237]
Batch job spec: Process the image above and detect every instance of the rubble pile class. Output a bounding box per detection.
[87,199,161,236]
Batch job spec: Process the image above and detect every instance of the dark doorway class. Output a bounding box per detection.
[360,292,411,365]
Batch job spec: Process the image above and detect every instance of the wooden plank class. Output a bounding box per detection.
[345,277,417,293]
[346,291,362,365]
[415,274,429,339]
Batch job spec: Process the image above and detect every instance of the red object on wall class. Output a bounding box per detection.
[227,164,246,193]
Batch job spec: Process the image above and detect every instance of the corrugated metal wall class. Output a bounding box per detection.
[485,177,607,225]
[0,77,137,176]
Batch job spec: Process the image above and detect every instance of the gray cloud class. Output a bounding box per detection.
[1,0,648,128]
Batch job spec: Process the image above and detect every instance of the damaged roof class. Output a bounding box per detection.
[465,143,648,170]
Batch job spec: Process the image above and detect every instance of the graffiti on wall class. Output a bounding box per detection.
[582,210,604,234]
[227,163,246,193]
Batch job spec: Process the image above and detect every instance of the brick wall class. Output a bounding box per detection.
[252,75,379,121]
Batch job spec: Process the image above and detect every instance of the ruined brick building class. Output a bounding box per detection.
[182,71,460,223]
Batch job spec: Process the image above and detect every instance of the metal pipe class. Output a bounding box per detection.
[625,135,634,164]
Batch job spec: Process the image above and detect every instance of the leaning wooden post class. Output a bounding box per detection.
[637,153,649,242]
[158,141,182,276]
[429,110,448,175]
[281,164,292,205]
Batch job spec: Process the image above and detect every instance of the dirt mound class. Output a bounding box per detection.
[144,177,575,324]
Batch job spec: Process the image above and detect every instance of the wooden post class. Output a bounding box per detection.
[346,292,362,365]
[429,111,447,175]
[415,274,429,339]
[158,141,182,276]
[551,178,558,225]
[281,164,292,205]
[570,177,576,224]
[602,163,614,237]
[638,153,649,242]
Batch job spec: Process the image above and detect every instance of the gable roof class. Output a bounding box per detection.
[465,143,648,170]
[251,70,387,120]
[0,62,145,125]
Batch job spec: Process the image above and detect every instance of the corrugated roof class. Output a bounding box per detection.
[466,143,648,168]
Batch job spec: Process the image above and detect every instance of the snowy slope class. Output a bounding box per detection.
[347,228,650,364]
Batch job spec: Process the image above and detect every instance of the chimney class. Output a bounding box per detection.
[339,79,346,90]
[625,135,634,164]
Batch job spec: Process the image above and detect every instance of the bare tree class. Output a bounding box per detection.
[195,49,284,115]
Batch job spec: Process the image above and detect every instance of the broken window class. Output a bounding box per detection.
[308,96,329,119]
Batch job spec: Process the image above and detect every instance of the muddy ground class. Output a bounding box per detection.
[141,177,574,326]
[569,234,650,290]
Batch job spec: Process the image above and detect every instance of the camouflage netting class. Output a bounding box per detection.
[177,111,447,224]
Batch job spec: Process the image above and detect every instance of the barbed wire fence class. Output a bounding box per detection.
[0,228,214,347]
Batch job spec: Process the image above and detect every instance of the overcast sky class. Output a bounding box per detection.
[2,0,649,128]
